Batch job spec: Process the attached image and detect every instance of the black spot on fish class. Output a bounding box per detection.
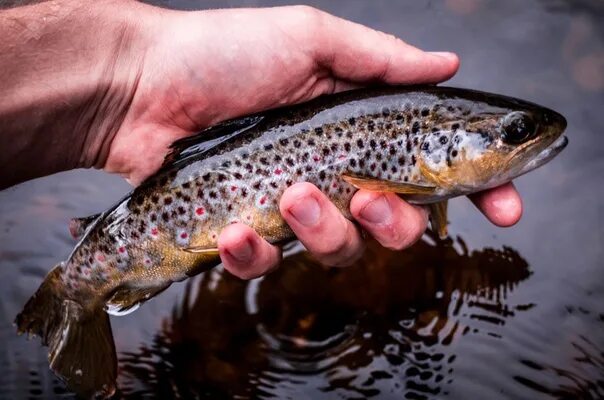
[370,163,376,171]
[413,137,419,146]
[314,127,324,135]
[346,131,353,139]
[286,157,295,167]
[245,163,253,172]
[177,206,186,215]
[307,138,316,146]
[241,188,248,197]
[217,175,226,182]
[319,171,326,180]
[241,152,249,159]
[330,143,338,152]
[369,140,377,149]
[381,162,388,171]
[322,148,330,156]
[221,161,231,168]
[421,142,430,152]
[421,108,430,117]
[209,191,217,199]
[202,173,211,182]
[452,123,460,131]
[406,140,412,153]
[260,157,269,166]
[295,168,303,175]
[164,197,173,206]
[348,117,356,125]
[274,154,282,162]
[270,182,278,189]
[196,188,204,198]
[398,156,406,166]
[151,194,159,204]
[305,165,312,172]
[357,139,365,149]
[264,144,273,151]
[404,176,409,182]
[235,160,242,167]
[412,109,419,117]
[150,213,157,222]
[293,139,301,148]
[135,196,144,206]
[411,155,417,165]
[359,159,366,168]
[233,172,243,179]
[279,138,289,146]
[376,153,382,161]
[367,120,375,132]
[389,145,397,156]
[391,166,397,173]
[349,159,357,167]
[344,142,351,152]
[412,121,420,134]
[439,136,449,145]
[451,149,458,158]
[253,182,261,190]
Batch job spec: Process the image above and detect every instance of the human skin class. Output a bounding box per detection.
[0,1,522,279]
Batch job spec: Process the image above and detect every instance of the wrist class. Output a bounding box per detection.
[0,0,154,187]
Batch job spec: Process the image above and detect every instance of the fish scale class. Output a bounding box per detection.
[14,85,567,398]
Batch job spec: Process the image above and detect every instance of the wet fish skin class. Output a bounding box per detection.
[14,86,567,398]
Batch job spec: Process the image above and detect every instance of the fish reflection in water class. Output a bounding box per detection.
[119,234,539,399]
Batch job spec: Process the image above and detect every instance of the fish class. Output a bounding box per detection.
[14,86,567,398]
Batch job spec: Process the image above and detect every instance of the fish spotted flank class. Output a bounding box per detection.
[15,86,567,398]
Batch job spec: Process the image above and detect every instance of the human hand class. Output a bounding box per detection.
[94,5,521,277]
[0,2,521,274]
[98,5,522,277]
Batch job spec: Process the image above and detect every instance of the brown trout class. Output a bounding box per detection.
[15,86,567,398]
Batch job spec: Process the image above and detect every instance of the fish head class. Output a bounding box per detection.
[417,91,567,193]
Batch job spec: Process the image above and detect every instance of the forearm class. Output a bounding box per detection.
[0,0,148,188]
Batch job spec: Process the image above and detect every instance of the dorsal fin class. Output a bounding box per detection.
[69,213,102,240]
[161,115,265,168]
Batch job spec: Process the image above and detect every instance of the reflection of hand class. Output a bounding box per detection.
[1,3,521,276]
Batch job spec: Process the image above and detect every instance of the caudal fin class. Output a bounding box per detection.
[15,265,117,399]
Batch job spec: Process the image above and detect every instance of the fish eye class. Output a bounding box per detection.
[501,112,537,144]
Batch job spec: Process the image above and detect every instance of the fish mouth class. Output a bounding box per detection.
[516,135,568,176]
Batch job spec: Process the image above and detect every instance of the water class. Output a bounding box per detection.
[0,0,603,398]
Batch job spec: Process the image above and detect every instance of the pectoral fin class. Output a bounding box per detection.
[341,173,436,195]
[429,200,449,240]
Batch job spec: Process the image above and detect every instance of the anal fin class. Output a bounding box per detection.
[105,283,171,316]
[429,200,449,240]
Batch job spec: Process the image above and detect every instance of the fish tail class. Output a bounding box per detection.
[15,265,117,399]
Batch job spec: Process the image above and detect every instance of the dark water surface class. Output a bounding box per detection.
[1,0,603,399]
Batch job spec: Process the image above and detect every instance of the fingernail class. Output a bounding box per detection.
[288,195,321,227]
[360,196,392,224]
[428,51,458,61]
[227,239,253,262]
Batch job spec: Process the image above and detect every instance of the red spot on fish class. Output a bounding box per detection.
[211,234,216,239]
[195,207,205,216]
[96,254,105,262]
[332,182,338,188]
[118,246,126,253]
[338,154,347,160]
[151,227,159,236]
[145,259,151,265]
[313,155,321,162]
[231,186,238,192]
[246,215,251,221]
[274,168,283,175]
[259,196,267,205]
[180,232,188,239]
